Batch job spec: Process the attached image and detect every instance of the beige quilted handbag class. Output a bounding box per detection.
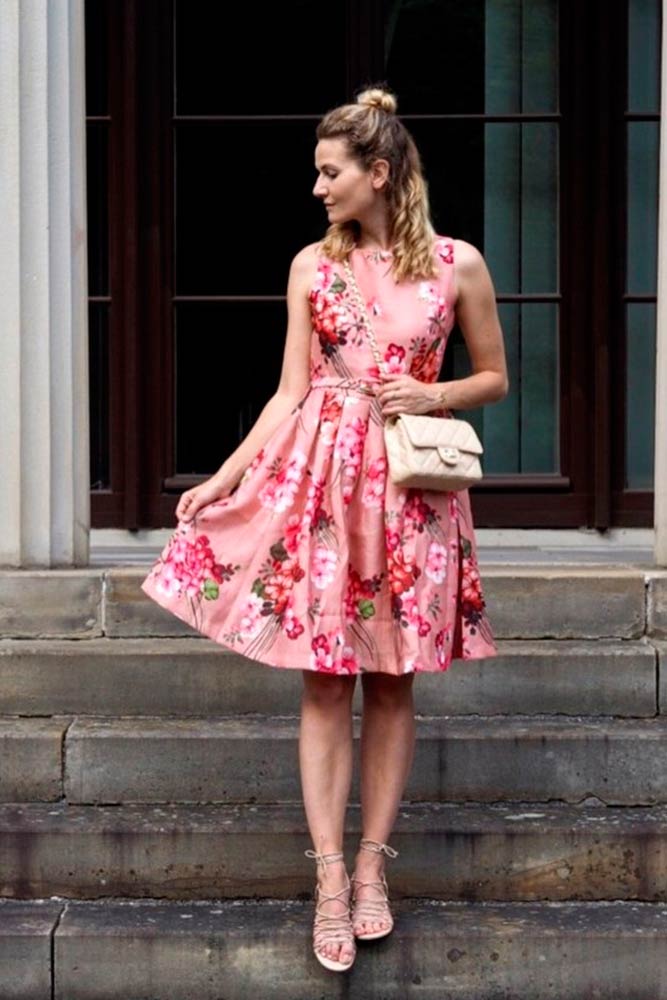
[343,258,484,492]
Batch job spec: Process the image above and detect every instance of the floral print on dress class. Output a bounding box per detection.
[140,234,497,674]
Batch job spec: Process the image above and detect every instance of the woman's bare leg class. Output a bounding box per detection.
[299,671,357,964]
[353,672,416,936]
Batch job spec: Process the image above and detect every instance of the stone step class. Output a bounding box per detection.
[1,800,666,902]
[0,636,658,716]
[1,565,663,639]
[4,714,667,805]
[2,897,666,999]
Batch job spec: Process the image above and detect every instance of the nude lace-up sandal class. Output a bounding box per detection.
[350,838,399,941]
[304,849,356,972]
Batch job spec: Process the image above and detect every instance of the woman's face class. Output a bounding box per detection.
[313,138,386,225]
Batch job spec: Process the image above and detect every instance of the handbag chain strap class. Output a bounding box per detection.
[342,258,388,374]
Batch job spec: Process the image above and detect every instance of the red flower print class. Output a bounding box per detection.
[385,529,421,596]
[437,240,454,264]
[459,535,486,634]
[151,527,237,601]
[384,343,407,374]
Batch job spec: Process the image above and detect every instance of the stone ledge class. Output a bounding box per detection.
[62,715,667,806]
[50,897,667,999]
[0,899,62,1000]
[1,800,666,902]
[0,637,657,717]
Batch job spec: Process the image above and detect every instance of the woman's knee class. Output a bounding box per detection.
[361,672,414,709]
[301,671,356,707]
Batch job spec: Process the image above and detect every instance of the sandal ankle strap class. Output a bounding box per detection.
[359,838,398,859]
[304,848,345,867]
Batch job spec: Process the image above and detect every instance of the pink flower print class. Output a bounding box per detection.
[154,528,233,600]
[319,395,343,447]
[341,644,360,672]
[362,457,387,508]
[418,282,437,304]
[281,605,305,640]
[301,477,327,535]
[258,450,308,512]
[335,416,367,503]
[399,590,432,637]
[335,417,366,471]
[311,545,338,589]
[236,593,265,641]
[310,633,335,672]
[403,493,431,534]
[425,541,448,584]
[427,295,447,326]
[384,343,407,374]
[437,240,454,264]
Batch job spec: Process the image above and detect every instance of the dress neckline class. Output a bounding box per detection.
[353,246,394,262]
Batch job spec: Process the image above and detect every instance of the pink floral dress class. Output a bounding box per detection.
[140,235,497,675]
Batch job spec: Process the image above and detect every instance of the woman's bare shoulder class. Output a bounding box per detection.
[452,238,485,269]
[290,241,323,270]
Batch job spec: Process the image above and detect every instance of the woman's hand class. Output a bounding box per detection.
[374,373,442,417]
[176,473,241,523]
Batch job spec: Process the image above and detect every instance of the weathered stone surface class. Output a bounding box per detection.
[0,900,62,1000]
[0,571,102,637]
[482,568,646,638]
[0,637,656,717]
[53,898,667,999]
[648,575,667,638]
[0,718,69,801]
[1,800,666,902]
[105,568,198,637]
[437,638,656,715]
[63,715,667,805]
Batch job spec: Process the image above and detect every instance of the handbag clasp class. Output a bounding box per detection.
[441,446,460,465]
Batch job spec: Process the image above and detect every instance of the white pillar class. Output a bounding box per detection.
[0,0,89,567]
[656,1,667,565]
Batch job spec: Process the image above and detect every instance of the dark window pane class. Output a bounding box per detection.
[175,0,346,115]
[89,303,110,490]
[628,0,661,113]
[386,0,485,113]
[175,121,327,295]
[174,302,287,475]
[626,121,659,295]
[86,122,109,296]
[409,119,485,248]
[626,303,656,490]
[447,303,559,475]
[386,0,557,115]
[84,0,109,117]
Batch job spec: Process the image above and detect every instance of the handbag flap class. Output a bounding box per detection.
[395,414,484,455]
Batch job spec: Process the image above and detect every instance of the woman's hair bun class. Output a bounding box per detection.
[355,86,397,115]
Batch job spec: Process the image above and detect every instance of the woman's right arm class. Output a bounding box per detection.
[175,244,319,522]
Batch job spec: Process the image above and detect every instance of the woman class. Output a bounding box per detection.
[140,85,508,974]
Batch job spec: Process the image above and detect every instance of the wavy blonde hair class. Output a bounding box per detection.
[316,85,439,281]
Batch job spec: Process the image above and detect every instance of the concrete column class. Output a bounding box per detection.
[656,0,667,565]
[0,0,89,567]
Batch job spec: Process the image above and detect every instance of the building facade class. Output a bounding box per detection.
[1,0,664,566]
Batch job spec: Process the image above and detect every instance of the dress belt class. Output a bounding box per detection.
[308,376,382,397]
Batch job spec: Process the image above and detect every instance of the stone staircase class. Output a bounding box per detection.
[2,563,667,998]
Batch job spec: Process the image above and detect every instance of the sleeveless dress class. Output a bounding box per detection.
[140,235,497,675]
